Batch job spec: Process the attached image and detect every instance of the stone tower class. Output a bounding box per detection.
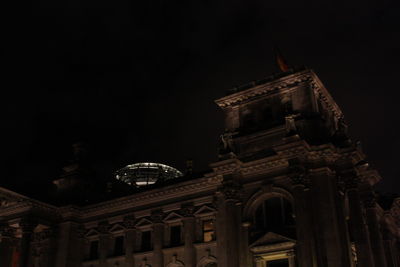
[212,67,398,267]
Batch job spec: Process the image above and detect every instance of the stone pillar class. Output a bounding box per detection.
[55,221,82,267]
[216,180,241,267]
[152,211,164,267]
[254,256,264,267]
[287,251,296,267]
[0,224,15,267]
[34,227,58,267]
[382,229,397,267]
[76,226,87,267]
[18,219,37,267]
[98,221,110,267]
[363,193,387,267]
[310,167,351,267]
[239,222,251,267]
[288,166,316,267]
[124,216,136,267]
[342,175,374,267]
[182,206,196,267]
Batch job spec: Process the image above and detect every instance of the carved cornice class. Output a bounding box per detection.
[80,175,222,219]
[215,70,313,108]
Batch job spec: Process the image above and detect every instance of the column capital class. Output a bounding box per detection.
[362,192,377,209]
[217,180,242,203]
[151,210,164,224]
[123,215,136,230]
[180,204,195,218]
[287,158,311,189]
[97,221,110,234]
[77,225,87,239]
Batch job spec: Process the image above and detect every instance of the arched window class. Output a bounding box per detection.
[251,196,295,241]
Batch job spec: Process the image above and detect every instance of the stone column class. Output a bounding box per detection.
[98,221,111,267]
[288,165,316,267]
[182,206,196,267]
[254,256,264,267]
[363,193,387,267]
[216,180,241,267]
[287,251,296,267]
[124,216,136,267]
[382,228,397,267]
[0,224,15,267]
[18,219,37,267]
[342,175,374,267]
[310,167,351,267]
[76,226,87,267]
[152,211,164,267]
[239,222,251,267]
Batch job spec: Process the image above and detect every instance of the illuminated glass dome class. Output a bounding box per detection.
[115,162,183,187]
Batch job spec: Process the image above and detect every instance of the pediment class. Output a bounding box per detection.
[85,229,99,237]
[135,218,153,228]
[194,205,216,216]
[109,223,125,233]
[0,188,25,208]
[163,212,183,223]
[250,232,295,248]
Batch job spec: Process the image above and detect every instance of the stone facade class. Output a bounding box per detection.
[1,68,399,267]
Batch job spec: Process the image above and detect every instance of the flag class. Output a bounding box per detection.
[274,46,290,72]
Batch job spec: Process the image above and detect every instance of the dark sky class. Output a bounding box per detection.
[2,0,400,194]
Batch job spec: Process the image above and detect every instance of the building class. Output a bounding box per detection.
[0,68,399,267]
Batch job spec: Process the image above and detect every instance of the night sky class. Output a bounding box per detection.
[3,0,400,195]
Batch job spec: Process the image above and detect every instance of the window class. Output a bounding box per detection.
[141,231,152,251]
[267,259,289,267]
[252,197,295,240]
[203,220,215,242]
[170,225,181,246]
[114,236,124,256]
[89,240,99,260]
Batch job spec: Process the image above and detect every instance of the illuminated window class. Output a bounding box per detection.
[203,220,215,242]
